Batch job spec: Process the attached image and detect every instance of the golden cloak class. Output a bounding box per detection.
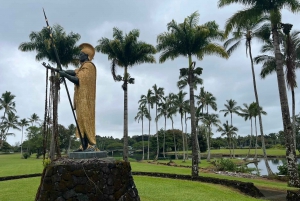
[74,61,97,145]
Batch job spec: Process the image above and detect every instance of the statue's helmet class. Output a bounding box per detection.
[79,43,95,61]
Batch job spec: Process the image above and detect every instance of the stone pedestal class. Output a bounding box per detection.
[35,158,140,201]
[68,151,107,159]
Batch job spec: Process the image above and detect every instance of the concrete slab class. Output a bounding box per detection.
[68,151,107,159]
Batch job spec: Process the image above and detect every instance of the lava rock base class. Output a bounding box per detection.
[35,158,140,201]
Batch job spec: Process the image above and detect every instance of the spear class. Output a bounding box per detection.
[42,8,85,150]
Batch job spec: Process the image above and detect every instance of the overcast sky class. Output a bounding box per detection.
[1,0,300,146]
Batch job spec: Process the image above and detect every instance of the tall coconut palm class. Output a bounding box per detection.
[218,0,300,187]
[166,93,178,159]
[251,102,267,160]
[134,103,149,160]
[219,99,240,158]
[217,120,238,157]
[28,113,40,127]
[157,96,169,158]
[19,118,29,158]
[96,28,156,162]
[174,90,189,161]
[255,30,300,149]
[139,89,154,160]
[183,100,190,160]
[201,113,221,162]
[1,112,20,145]
[238,103,254,160]
[0,91,17,148]
[157,11,228,176]
[19,24,81,160]
[151,84,164,161]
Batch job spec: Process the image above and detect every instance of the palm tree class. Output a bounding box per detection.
[0,91,17,148]
[218,0,300,187]
[166,93,178,159]
[217,121,238,158]
[139,89,154,160]
[251,102,267,160]
[19,118,29,158]
[28,113,40,127]
[174,90,188,161]
[96,28,156,162]
[156,96,168,158]
[219,99,240,158]
[1,112,20,147]
[19,24,81,160]
[238,103,254,160]
[201,113,221,162]
[255,30,300,149]
[183,100,190,160]
[157,11,228,176]
[135,103,149,160]
[151,84,164,160]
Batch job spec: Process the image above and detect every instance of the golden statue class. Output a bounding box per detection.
[54,43,98,151]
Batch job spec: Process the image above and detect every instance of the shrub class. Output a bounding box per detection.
[23,152,30,159]
[213,158,236,172]
[43,158,51,168]
[277,162,300,175]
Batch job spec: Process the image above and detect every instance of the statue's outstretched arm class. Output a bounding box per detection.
[60,70,79,85]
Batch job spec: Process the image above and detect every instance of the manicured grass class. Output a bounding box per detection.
[0,177,41,201]
[0,153,43,177]
[171,148,287,157]
[135,176,265,201]
[0,176,264,201]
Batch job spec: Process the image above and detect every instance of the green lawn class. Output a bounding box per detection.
[0,176,264,201]
[0,153,295,200]
[170,148,287,157]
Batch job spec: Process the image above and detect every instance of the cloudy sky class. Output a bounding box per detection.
[1,0,300,146]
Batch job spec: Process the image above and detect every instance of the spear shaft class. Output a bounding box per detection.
[42,8,85,150]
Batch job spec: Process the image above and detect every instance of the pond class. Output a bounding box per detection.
[246,158,290,176]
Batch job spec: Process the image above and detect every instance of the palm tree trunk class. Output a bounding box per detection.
[206,125,211,162]
[181,115,185,162]
[155,102,159,161]
[148,104,151,161]
[123,67,129,162]
[245,118,253,160]
[254,117,258,160]
[172,120,178,159]
[196,121,201,162]
[230,113,234,158]
[163,116,166,158]
[292,89,296,152]
[67,136,71,154]
[248,40,274,176]
[188,55,199,176]
[21,127,24,158]
[142,116,144,160]
[185,112,189,160]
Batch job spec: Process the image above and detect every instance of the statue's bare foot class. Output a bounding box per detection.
[84,145,98,152]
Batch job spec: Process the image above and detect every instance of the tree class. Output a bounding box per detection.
[135,103,150,160]
[0,91,16,148]
[96,28,156,162]
[217,121,238,158]
[174,90,188,161]
[238,103,254,159]
[19,24,81,160]
[156,96,169,158]
[151,84,164,160]
[157,11,228,176]
[255,29,300,149]
[66,124,76,154]
[201,113,221,162]
[19,118,29,158]
[139,89,154,160]
[219,99,240,158]
[1,112,20,148]
[166,93,178,159]
[28,113,40,126]
[218,0,300,187]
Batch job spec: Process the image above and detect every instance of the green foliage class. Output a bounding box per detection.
[106,142,123,150]
[213,158,236,172]
[272,144,285,149]
[22,152,30,159]
[277,163,300,175]
[43,158,51,168]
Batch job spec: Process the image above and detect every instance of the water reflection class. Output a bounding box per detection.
[247,158,287,176]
